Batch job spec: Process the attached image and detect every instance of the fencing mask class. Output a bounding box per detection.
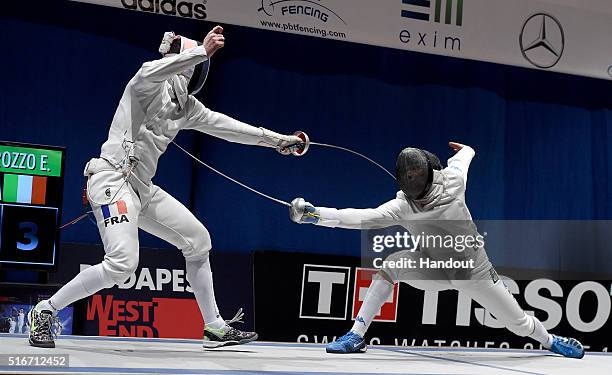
[158,31,210,95]
[396,148,442,200]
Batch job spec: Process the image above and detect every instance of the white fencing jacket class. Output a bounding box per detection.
[314,146,492,280]
[98,45,291,188]
[315,146,477,228]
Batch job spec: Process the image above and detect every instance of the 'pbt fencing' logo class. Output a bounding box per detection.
[401,0,464,26]
[300,265,351,320]
[258,0,347,25]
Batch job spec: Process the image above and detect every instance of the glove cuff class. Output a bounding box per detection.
[301,203,320,224]
[259,127,291,148]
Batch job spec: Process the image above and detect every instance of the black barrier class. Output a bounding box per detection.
[253,251,611,352]
[48,243,254,337]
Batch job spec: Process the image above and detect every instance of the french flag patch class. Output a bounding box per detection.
[101,200,128,219]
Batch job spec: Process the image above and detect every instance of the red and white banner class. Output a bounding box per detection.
[352,268,399,323]
[49,244,210,339]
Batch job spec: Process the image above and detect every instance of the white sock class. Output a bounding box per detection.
[185,258,225,330]
[544,334,554,349]
[48,263,115,311]
[350,276,394,337]
[528,316,553,349]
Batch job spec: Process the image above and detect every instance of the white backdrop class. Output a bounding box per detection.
[71,0,612,80]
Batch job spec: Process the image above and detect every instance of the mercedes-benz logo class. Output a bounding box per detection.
[519,13,565,69]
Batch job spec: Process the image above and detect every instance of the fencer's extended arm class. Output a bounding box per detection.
[316,207,398,229]
[184,98,297,148]
[446,146,475,184]
[292,198,405,229]
[135,45,208,84]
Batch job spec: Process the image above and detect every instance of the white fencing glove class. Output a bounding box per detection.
[290,198,320,224]
[259,128,304,156]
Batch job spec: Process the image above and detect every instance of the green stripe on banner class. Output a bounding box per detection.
[456,0,463,26]
[445,0,452,24]
[434,0,441,22]
[0,145,63,177]
[3,174,18,203]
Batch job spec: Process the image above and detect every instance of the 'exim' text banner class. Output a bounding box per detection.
[70,0,612,80]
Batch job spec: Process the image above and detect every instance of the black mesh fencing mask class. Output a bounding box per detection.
[396,148,442,199]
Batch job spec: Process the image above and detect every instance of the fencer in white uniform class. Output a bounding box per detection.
[29,26,303,349]
[290,142,585,358]
[8,318,16,334]
[17,310,25,334]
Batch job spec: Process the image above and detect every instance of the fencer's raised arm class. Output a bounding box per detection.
[290,197,405,230]
[184,98,301,152]
[445,143,475,185]
[135,45,208,85]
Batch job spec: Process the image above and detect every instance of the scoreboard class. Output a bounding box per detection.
[0,141,65,270]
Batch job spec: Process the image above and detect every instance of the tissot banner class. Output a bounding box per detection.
[69,0,612,80]
[253,251,611,352]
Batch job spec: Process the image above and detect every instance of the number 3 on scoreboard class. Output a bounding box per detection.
[17,222,39,251]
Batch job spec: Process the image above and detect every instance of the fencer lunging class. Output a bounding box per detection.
[290,142,584,359]
[29,26,303,349]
